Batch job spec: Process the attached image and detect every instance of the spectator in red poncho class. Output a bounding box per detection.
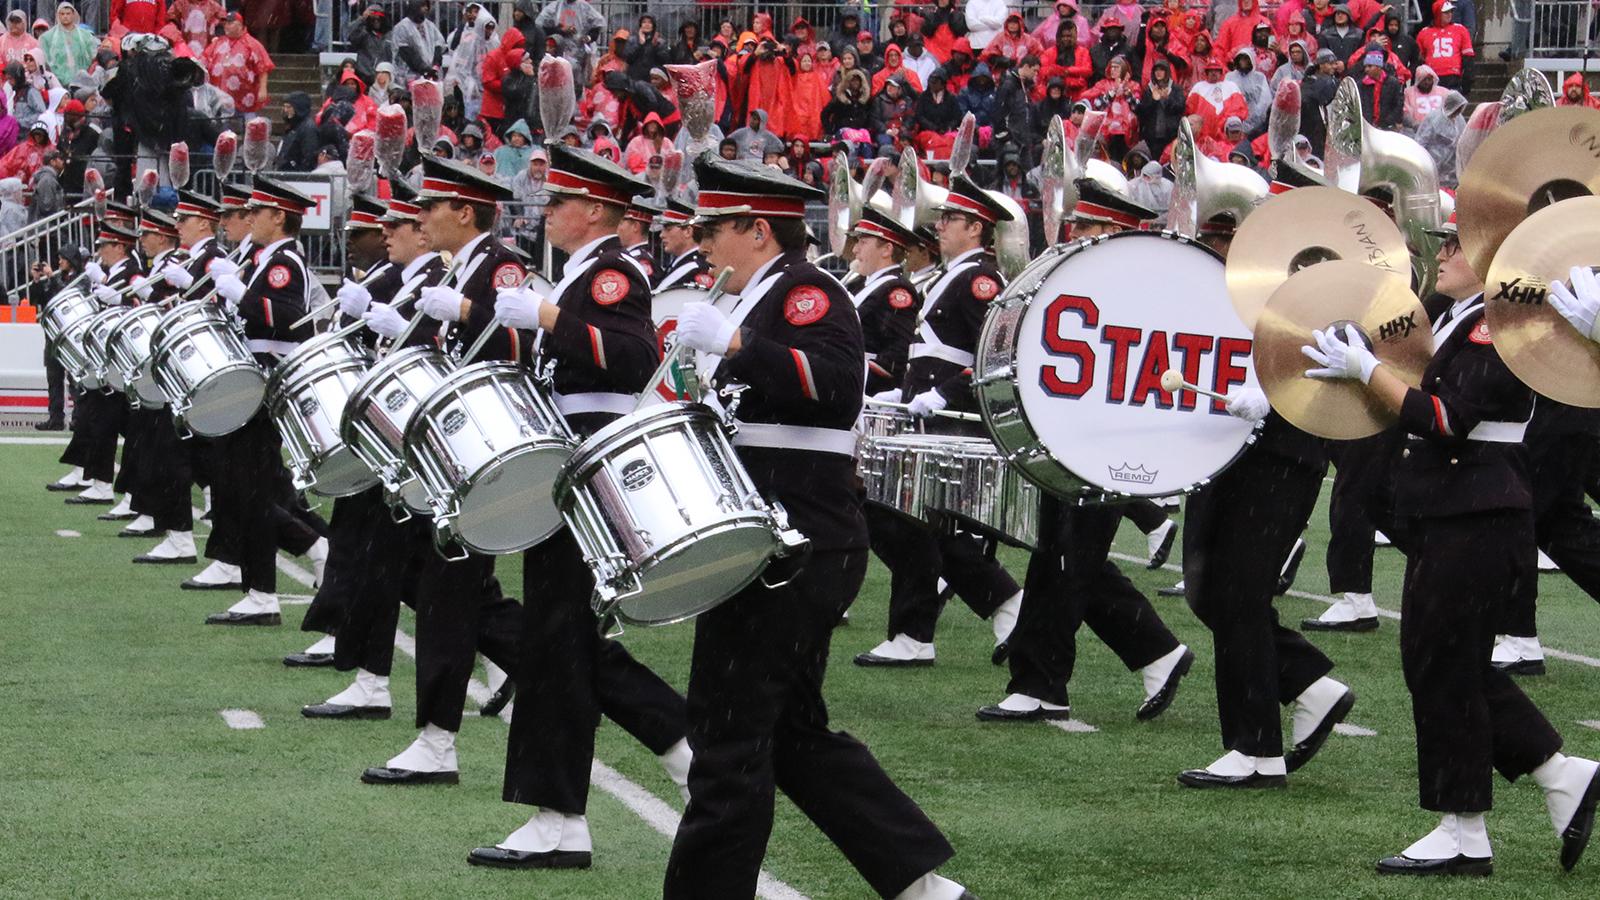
[168,0,227,55]
[1080,55,1140,158]
[873,43,923,93]
[788,51,827,141]
[1173,9,1208,56]
[1040,25,1092,99]
[623,111,670,172]
[920,0,967,63]
[594,29,629,84]
[790,16,819,59]
[0,119,50,181]
[1216,0,1272,62]
[202,13,274,115]
[1183,33,1218,89]
[320,71,378,134]
[940,38,976,93]
[1135,17,1189,86]
[480,28,525,136]
[1280,17,1318,57]
[740,38,792,137]
[112,0,164,34]
[1417,0,1473,90]
[1560,72,1600,109]
[1244,21,1280,79]
[988,12,1044,66]
[1187,57,1248,123]
[812,41,839,85]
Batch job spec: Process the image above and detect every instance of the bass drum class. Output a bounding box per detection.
[975,231,1258,501]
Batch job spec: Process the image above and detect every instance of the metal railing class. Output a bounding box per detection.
[1,208,96,304]
[1525,0,1599,57]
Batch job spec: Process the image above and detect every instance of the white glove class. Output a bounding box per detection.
[494,285,545,330]
[908,388,949,417]
[418,284,466,322]
[675,301,738,354]
[362,302,408,338]
[871,388,903,403]
[132,273,154,300]
[84,261,106,285]
[207,257,240,281]
[1302,323,1381,383]
[163,264,194,289]
[92,284,120,306]
[1547,264,1600,343]
[214,273,246,309]
[1224,386,1271,422]
[337,279,373,318]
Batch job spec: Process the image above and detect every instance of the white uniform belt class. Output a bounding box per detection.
[908,343,975,367]
[733,422,860,456]
[554,391,635,416]
[1467,420,1528,443]
[247,338,298,357]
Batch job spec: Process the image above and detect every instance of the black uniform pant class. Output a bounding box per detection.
[1325,434,1396,595]
[43,346,65,424]
[664,549,954,900]
[126,407,192,532]
[1184,448,1334,758]
[202,447,325,570]
[1122,497,1168,534]
[1004,498,1181,707]
[208,410,307,593]
[301,487,389,638]
[1501,432,1600,637]
[867,505,1020,643]
[59,389,124,483]
[1400,510,1562,812]
[503,528,686,813]
[413,547,523,731]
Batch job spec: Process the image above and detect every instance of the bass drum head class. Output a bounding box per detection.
[307,446,380,497]
[453,445,570,554]
[615,522,777,626]
[1013,232,1257,497]
[186,366,267,436]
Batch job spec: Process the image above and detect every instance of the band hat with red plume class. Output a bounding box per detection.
[219,181,252,210]
[851,205,918,249]
[348,192,387,230]
[625,195,663,224]
[655,198,695,226]
[1067,177,1155,228]
[382,179,424,224]
[690,154,822,224]
[933,172,1015,225]
[247,175,316,216]
[539,142,650,208]
[138,209,180,239]
[96,222,139,246]
[175,189,222,222]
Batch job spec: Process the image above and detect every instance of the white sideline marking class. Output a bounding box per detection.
[220,709,265,730]
[0,436,71,444]
[1579,721,1600,732]
[1333,723,1377,737]
[1110,552,1600,670]
[1048,719,1099,734]
[54,529,80,537]
[280,593,313,606]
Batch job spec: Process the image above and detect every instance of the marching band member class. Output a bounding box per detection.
[618,195,658,281]
[354,158,528,783]
[468,144,688,870]
[201,176,324,627]
[54,221,140,506]
[1175,195,1354,789]
[218,183,256,264]
[855,173,1023,669]
[850,207,919,395]
[1308,219,1600,875]
[664,152,970,900]
[652,199,712,291]
[977,182,1192,724]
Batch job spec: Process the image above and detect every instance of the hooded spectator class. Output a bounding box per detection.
[728,107,784,160]
[1416,89,1468,186]
[1280,15,1318,58]
[501,47,539,131]
[39,3,96,82]
[0,174,24,235]
[1,10,40,66]
[958,61,998,127]
[672,20,702,64]
[921,0,969,63]
[1217,0,1273,62]
[1181,30,1216,89]
[623,110,671,172]
[392,0,446,87]
[1559,72,1600,109]
[1272,40,1312,91]
[1081,55,1140,157]
[1226,47,1272,135]
[1136,59,1187,156]
[0,92,16,157]
[480,28,526,135]
[1129,159,1174,212]
[275,91,321,172]
[1089,14,1131,82]
[1041,26,1092,98]
[587,115,620,161]
[822,67,876,150]
[916,69,964,135]
[789,51,828,142]
[1403,64,1450,131]
[1245,22,1280,79]
[1134,17,1188,86]
[741,37,791,138]
[0,119,51,181]
[624,14,670,82]
[1417,0,1474,90]
[1301,47,1339,150]
[1382,14,1417,72]
[966,0,1009,52]
[1318,5,1366,65]
[28,148,63,221]
[369,61,396,107]
[902,34,940,88]
[204,13,275,116]
[874,43,924,93]
[348,5,393,86]
[3,60,45,131]
[1033,0,1090,47]
[988,12,1044,66]
[1356,48,1402,129]
[1034,75,1074,128]
[445,4,496,120]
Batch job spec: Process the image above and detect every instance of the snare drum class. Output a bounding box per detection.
[266,331,379,497]
[403,361,574,554]
[860,405,912,440]
[149,300,267,436]
[926,437,1041,549]
[860,434,944,522]
[54,315,105,390]
[84,307,129,391]
[106,305,167,406]
[342,345,453,514]
[555,402,806,626]
[40,287,99,344]
[975,231,1257,500]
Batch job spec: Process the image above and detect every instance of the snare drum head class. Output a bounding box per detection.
[616,525,776,626]
[1010,232,1257,497]
[454,446,569,553]
[185,366,267,436]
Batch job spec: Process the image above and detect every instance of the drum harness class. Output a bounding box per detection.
[528,236,654,420]
[907,248,983,370]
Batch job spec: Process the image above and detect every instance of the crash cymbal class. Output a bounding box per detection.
[1226,186,1409,331]
[1458,106,1600,282]
[1484,196,1600,408]
[1254,260,1432,440]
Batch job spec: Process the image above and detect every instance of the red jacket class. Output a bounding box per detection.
[1040,43,1092,98]
[112,0,164,34]
[1416,22,1473,78]
[479,30,526,121]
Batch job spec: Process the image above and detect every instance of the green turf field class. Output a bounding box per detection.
[6,435,1600,899]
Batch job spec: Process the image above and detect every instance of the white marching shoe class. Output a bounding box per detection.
[659,737,693,803]
[305,536,329,587]
[134,530,197,565]
[990,590,1022,664]
[284,633,337,667]
[1145,519,1177,568]
[1177,750,1288,789]
[1533,753,1600,871]
[1538,549,1559,572]
[854,633,935,667]
[65,480,114,504]
[1376,813,1493,876]
[303,669,392,720]
[1302,592,1379,632]
[1490,634,1546,676]
[182,560,242,591]
[975,692,1071,722]
[469,809,593,869]
[205,589,281,626]
[1136,644,1194,720]
[362,724,459,784]
[46,466,89,491]
[116,513,156,535]
[103,493,134,517]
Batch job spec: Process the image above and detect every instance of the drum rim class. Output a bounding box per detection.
[612,518,779,626]
[553,401,715,499]
[149,300,228,347]
[448,441,572,554]
[266,343,373,402]
[400,359,556,447]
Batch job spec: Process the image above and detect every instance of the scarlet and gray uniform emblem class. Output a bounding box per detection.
[591,269,629,305]
[785,285,829,325]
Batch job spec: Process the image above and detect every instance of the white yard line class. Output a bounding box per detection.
[1047,719,1100,735]
[1333,723,1377,737]
[1580,721,1600,732]
[54,529,80,537]
[220,709,265,730]
[1111,551,1600,671]
[0,436,72,445]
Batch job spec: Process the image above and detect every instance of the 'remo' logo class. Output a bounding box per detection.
[1037,293,1250,414]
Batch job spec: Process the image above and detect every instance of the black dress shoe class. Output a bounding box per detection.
[1560,766,1600,871]
[1490,658,1546,676]
[1177,769,1287,789]
[361,766,459,785]
[45,480,85,492]
[975,702,1071,722]
[1301,615,1380,632]
[1136,647,1194,721]
[182,578,242,591]
[991,641,1010,666]
[480,681,516,717]
[852,651,934,668]
[1157,582,1186,598]
[1276,540,1307,595]
[64,495,114,505]
[134,553,197,565]
[34,419,64,431]
[117,524,156,536]
[204,611,282,626]
[467,846,591,869]
[1375,853,1492,876]
[282,652,335,667]
[1286,690,1355,773]
[1147,523,1178,569]
[302,703,391,720]
[98,510,136,521]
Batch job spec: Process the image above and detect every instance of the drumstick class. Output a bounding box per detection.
[862,396,984,423]
[634,266,735,412]
[1159,369,1230,402]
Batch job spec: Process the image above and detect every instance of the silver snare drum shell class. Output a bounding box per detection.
[54,315,105,390]
[40,288,99,344]
[554,402,805,627]
[924,437,1040,550]
[150,301,266,436]
[403,360,575,555]
[84,307,129,391]
[106,304,167,407]
[342,345,453,515]
[266,332,378,497]
[859,434,945,523]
